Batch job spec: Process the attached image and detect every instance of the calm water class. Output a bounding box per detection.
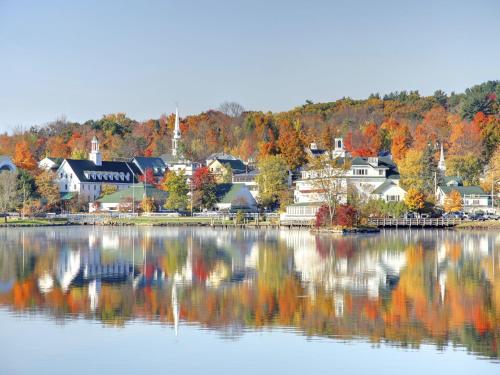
[0,227,498,374]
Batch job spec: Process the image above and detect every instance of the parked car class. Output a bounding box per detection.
[443,212,463,220]
[482,213,500,220]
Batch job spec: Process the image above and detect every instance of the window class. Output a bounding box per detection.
[65,184,68,190]
[73,184,76,190]
[387,195,399,202]
[379,170,384,176]
[60,173,63,178]
[472,199,480,205]
[353,169,367,176]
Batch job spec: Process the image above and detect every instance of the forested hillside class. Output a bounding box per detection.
[3,81,499,186]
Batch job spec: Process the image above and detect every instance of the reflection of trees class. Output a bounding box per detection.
[0,228,498,359]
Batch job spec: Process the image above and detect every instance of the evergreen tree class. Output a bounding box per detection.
[421,143,440,195]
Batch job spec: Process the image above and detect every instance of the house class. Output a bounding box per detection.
[436,185,492,213]
[38,157,63,171]
[90,183,169,212]
[294,153,405,205]
[371,180,406,203]
[56,136,139,202]
[132,156,167,183]
[232,169,259,199]
[208,157,248,183]
[214,183,258,212]
[0,156,16,172]
[305,138,347,159]
[160,108,201,177]
[206,152,238,166]
[435,146,493,213]
[280,202,323,223]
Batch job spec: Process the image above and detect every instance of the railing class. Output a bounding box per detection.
[369,218,463,227]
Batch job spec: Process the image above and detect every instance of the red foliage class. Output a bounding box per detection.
[139,168,156,185]
[192,166,215,190]
[314,205,331,228]
[334,204,358,227]
[344,123,381,156]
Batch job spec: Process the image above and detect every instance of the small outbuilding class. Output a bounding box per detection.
[89,183,168,212]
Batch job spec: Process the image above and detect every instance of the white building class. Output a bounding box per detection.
[161,108,201,177]
[294,154,405,205]
[56,136,139,202]
[38,157,63,171]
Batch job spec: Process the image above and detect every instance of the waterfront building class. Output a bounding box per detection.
[89,183,169,212]
[214,183,258,212]
[56,136,139,202]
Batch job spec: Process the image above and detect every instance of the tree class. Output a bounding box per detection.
[446,155,482,186]
[0,171,19,222]
[100,184,118,197]
[398,149,424,191]
[460,81,499,120]
[35,170,60,210]
[256,155,289,208]
[314,205,331,228]
[444,189,463,212]
[277,122,306,170]
[421,143,439,194]
[139,168,156,185]
[192,166,217,210]
[16,169,37,211]
[162,171,189,211]
[13,141,37,170]
[404,188,425,212]
[70,149,87,159]
[334,204,358,227]
[306,154,350,226]
[218,102,245,118]
[140,196,156,213]
[391,124,412,163]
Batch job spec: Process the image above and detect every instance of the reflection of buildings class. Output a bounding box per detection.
[287,232,407,299]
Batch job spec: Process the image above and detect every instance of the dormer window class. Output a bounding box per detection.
[120,172,124,181]
[104,174,108,180]
[126,173,130,181]
[97,173,102,180]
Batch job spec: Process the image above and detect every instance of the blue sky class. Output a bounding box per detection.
[0,0,499,132]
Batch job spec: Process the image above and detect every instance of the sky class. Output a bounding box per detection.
[0,0,499,132]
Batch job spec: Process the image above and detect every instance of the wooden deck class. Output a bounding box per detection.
[368,218,463,228]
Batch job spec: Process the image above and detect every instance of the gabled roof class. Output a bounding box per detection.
[438,185,486,196]
[215,183,255,204]
[207,152,237,161]
[133,157,167,176]
[211,158,247,173]
[63,159,139,183]
[372,180,405,195]
[443,176,463,185]
[97,184,168,204]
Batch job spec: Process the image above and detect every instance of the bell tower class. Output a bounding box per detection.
[89,136,102,166]
[172,107,181,157]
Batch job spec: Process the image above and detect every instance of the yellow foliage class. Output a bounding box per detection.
[444,189,462,212]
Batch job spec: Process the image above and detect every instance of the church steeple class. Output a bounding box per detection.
[172,107,181,157]
[438,142,446,173]
[89,136,102,166]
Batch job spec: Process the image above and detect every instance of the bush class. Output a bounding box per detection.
[315,205,331,228]
[235,210,245,224]
[334,204,358,227]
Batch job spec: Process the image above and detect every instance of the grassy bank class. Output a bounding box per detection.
[455,220,500,230]
[104,217,243,226]
[0,218,69,227]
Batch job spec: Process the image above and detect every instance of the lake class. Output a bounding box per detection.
[0,226,498,374]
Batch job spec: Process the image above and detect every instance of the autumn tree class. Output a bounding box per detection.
[444,189,463,212]
[13,141,37,170]
[192,166,217,210]
[256,155,289,209]
[277,121,306,170]
[0,171,19,222]
[140,196,156,213]
[100,184,118,197]
[404,188,425,212]
[35,170,60,210]
[139,168,156,185]
[162,171,189,211]
[398,149,424,191]
[391,124,412,163]
[446,155,482,186]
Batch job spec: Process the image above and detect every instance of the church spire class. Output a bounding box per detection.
[438,142,446,172]
[172,107,181,157]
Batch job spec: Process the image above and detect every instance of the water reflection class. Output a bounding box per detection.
[0,227,498,359]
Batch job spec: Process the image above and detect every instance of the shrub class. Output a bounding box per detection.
[315,205,331,228]
[334,204,358,227]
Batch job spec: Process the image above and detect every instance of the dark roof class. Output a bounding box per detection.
[351,156,400,179]
[214,158,247,173]
[64,159,139,183]
[98,184,168,204]
[133,157,167,176]
[439,185,486,196]
[308,149,327,156]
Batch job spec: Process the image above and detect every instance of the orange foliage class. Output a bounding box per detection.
[13,140,37,170]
